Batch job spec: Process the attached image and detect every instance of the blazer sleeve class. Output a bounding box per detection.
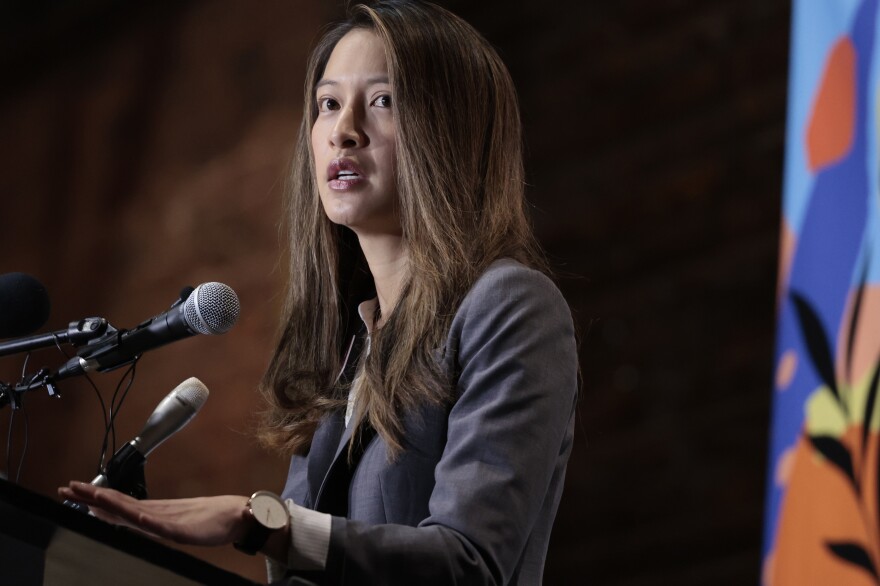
[302,262,579,586]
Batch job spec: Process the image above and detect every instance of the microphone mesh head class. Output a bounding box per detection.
[183,282,240,335]
[173,377,210,410]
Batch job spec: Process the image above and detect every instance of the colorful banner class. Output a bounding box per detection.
[765,0,880,583]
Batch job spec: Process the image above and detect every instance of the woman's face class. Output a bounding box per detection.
[311,29,399,237]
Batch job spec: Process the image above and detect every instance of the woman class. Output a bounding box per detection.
[60,2,578,584]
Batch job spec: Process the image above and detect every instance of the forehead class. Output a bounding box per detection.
[321,29,388,82]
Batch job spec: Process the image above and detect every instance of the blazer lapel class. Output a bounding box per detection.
[309,331,365,512]
[305,410,345,508]
[314,421,377,516]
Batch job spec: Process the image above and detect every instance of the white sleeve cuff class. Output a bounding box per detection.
[286,499,332,570]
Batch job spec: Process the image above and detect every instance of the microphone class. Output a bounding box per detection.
[91,377,210,498]
[0,272,50,338]
[54,282,240,381]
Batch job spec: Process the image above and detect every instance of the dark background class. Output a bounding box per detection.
[0,0,787,583]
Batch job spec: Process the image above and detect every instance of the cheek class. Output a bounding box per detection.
[310,127,329,185]
[384,144,397,186]
[310,124,321,158]
[311,117,333,154]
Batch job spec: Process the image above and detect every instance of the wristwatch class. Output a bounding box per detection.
[233,490,290,555]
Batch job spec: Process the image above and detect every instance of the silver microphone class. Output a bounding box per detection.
[91,377,210,495]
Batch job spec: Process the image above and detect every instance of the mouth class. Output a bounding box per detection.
[327,159,365,187]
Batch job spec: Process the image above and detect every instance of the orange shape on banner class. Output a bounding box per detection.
[806,38,856,171]
[769,428,879,586]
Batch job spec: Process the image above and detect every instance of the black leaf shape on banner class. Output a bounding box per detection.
[826,541,879,580]
[846,251,871,381]
[791,291,842,410]
[810,435,857,491]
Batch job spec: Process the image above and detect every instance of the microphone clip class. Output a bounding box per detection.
[98,442,148,500]
[0,368,60,411]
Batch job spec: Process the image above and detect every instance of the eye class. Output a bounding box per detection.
[372,94,392,108]
[317,97,339,112]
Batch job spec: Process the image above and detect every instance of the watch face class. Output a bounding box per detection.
[251,492,289,530]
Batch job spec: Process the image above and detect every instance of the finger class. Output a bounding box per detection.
[63,484,145,527]
[57,486,77,500]
[57,487,137,529]
[59,482,98,496]
[90,490,149,523]
[67,487,169,541]
[58,483,174,543]
[58,486,100,509]
[63,481,104,503]
[66,482,138,512]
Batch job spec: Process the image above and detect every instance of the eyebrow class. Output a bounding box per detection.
[315,76,391,91]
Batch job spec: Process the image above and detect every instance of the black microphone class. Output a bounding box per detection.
[91,377,210,498]
[54,282,240,381]
[0,272,50,338]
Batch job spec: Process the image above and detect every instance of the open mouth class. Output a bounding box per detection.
[328,159,365,188]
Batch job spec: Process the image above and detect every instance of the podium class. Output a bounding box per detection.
[0,478,260,585]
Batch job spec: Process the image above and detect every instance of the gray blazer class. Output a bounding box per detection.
[280,259,578,585]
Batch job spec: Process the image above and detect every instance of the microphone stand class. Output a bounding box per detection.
[0,318,114,410]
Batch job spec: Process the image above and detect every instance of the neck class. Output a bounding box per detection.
[357,232,407,327]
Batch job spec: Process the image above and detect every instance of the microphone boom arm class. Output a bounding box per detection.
[0,317,111,358]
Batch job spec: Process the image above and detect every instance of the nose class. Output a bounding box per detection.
[330,104,367,149]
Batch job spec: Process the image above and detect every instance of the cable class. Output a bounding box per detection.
[5,407,14,481]
[14,407,27,484]
[52,333,109,427]
[4,399,31,484]
[98,359,138,472]
[51,333,111,475]
[2,353,34,482]
[5,331,143,479]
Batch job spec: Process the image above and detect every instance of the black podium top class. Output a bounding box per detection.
[0,478,261,585]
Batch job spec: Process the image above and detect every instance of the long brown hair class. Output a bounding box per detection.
[258,0,546,457]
